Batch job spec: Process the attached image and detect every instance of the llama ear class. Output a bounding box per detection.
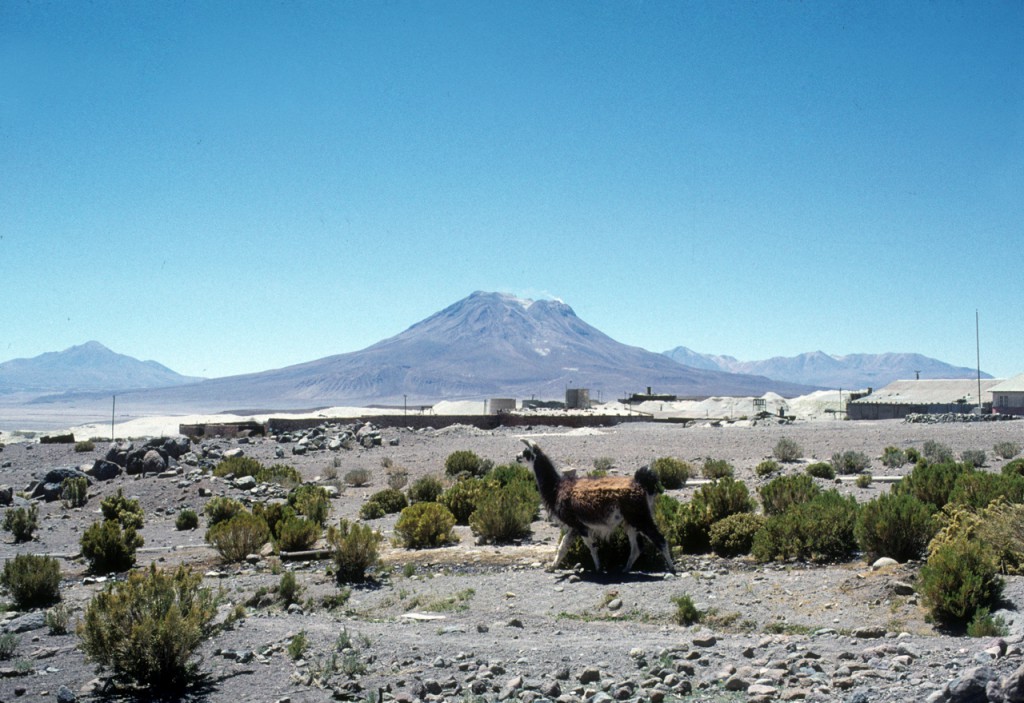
[521,439,536,448]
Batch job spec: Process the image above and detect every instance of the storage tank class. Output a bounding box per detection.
[565,388,591,409]
[488,398,516,414]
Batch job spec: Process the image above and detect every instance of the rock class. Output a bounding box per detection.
[578,667,601,684]
[946,666,995,703]
[141,449,167,474]
[234,475,257,490]
[692,635,717,647]
[4,612,46,633]
[997,661,1024,702]
[853,626,886,639]
[223,448,244,459]
[30,466,89,501]
[892,580,915,596]
[0,485,12,505]
[872,557,899,570]
[85,459,121,481]
[56,685,76,703]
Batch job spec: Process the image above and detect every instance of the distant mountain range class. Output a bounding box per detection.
[2,293,990,412]
[0,341,201,395]
[662,347,991,390]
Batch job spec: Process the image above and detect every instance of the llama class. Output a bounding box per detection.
[518,439,674,573]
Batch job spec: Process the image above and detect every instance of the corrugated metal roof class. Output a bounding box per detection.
[989,374,1024,393]
[850,378,1003,406]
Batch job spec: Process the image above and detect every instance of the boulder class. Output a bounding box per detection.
[142,449,167,474]
[85,459,121,481]
[30,466,90,502]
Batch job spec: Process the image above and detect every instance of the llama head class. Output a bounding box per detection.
[517,439,541,467]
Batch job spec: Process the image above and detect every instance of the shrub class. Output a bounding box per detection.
[252,501,295,540]
[881,446,907,468]
[651,457,690,489]
[949,471,1024,510]
[45,603,71,635]
[676,477,754,554]
[288,485,330,525]
[710,513,767,557]
[1,554,61,609]
[344,468,371,487]
[974,499,1024,575]
[773,437,802,463]
[755,460,779,478]
[672,594,701,626]
[488,463,534,487]
[276,516,321,552]
[439,478,491,525]
[81,519,144,573]
[74,440,96,453]
[407,475,444,504]
[469,480,537,544]
[212,455,264,479]
[78,564,216,689]
[960,449,988,469]
[919,537,1002,626]
[855,492,936,563]
[256,463,302,487]
[175,508,199,531]
[592,457,614,473]
[359,488,408,520]
[203,496,245,526]
[759,474,820,516]
[326,519,382,583]
[904,447,922,464]
[1002,458,1024,477]
[444,450,491,478]
[856,474,873,489]
[702,458,734,480]
[358,502,385,520]
[831,450,870,475]
[994,442,1021,460]
[3,504,38,542]
[394,502,456,549]
[384,462,409,490]
[923,441,954,464]
[61,476,89,508]
[895,461,967,509]
[205,512,270,563]
[0,632,15,660]
[279,571,301,606]
[287,630,308,660]
[806,462,835,480]
[100,489,144,530]
[753,491,859,563]
[966,608,1008,638]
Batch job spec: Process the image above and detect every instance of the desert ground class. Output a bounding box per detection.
[1,411,1023,703]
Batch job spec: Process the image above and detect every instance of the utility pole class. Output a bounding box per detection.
[976,310,982,411]
[111,395,116,441]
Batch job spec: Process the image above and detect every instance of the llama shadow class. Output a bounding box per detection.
[561,569,672,585]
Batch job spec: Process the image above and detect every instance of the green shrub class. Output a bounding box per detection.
[407,475,444,504]
[806,462,836,480]
[753,491,859,563]
[276,516,321,552]
[0,632,15,660]
[856,473,873,489]
[252,501,295,540]
[651,457,690,489]
[905,447,922,464]
[961,449,987,469]
[175,508,199,531]
[213,455,264,479]
[855,492,937,563]
[755,460,779,478]
[966,607,1007,638]
[974,499,1024,575]
[81,519,144,573]
[672,594,701,626]
[45,603,71,635]
[919,537,1002,626]
[74,440,96,453]
[203,496,245,526]
[949,471,1024,510]
[444,450,491,478]
[469,480,537,544]
[278,571,301,606]
[344,468,371,487]
[895,461,967,509]
[489,463,534,486]
[1,554,61,609]
[676,477,754,554]
[759,474,820,516]
[205,512,270,563]
[256,463,302,487]
[592,457,614,473]
[1003,458,1024,477]
[78,564,216,689]
[359,488,408,520]
[287,630,308,660]
[394,502,456,549]
[881,446,907,468]
[3,504,38,543]
[702,458,734,480]
[100,489,144,530]
[994,442,1021,461]
[439,478,491,525]
[61,476,89,508]
[923,441,954,464]
[385,463,409,490]
[831,450,870,475]
[288,484,330,525]
[710,513,767,557]
[326,519,382,583]
[773,437,802,463]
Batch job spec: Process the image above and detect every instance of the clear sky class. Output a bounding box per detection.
[3,1,1022,380]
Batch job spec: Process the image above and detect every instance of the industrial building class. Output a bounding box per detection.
[846,378,1003,420]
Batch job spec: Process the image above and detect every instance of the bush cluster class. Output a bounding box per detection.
[81,519,144,573]
[919,538,1002,627]
[710,513,767,557]
[772,437,802,463]
[881,446,907,468]
[701,458,734,480]
[394,502,456,549]
[61,476,89,508]
[830,450,870,475]
[1,554,62,610]
[212,455,264,479]
[100,489,144,530]
[205,511,270,562]
[439,477,491,525]
[855,492,936,563]
[204,496,245,526]
[327,519,382,583]
[675,477,754,554]
[176,508,199,531]
[276,516,321,552]
[444,450,492,478]
[288,485,330,526]
[760,474,821,516]
[408,475,444,504]
[3,504,39,543]
[994,441,1021,460]
[359,488,409,520]
[806,462,835,480]
[469,479,537,544]
[651,457,690,489]
[753,491,858,563]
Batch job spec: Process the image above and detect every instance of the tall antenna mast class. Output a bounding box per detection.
[976,310,982,412]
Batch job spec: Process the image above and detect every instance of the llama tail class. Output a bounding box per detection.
[633,465,662,495]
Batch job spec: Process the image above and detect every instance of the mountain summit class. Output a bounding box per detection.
[97,292,814,410]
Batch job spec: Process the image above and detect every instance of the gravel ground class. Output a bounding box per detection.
[1,417,1023,703]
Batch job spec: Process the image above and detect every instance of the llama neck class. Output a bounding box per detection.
[531,452,563,510]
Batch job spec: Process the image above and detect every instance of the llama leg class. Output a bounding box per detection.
[582,534,602,572]
[551,529,577,570]
[630,510,676,573]
[623,526,642,572]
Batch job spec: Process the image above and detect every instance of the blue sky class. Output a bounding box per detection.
[3,1,1022,380]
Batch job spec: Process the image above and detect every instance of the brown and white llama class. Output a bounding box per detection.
[518,439,674,573]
